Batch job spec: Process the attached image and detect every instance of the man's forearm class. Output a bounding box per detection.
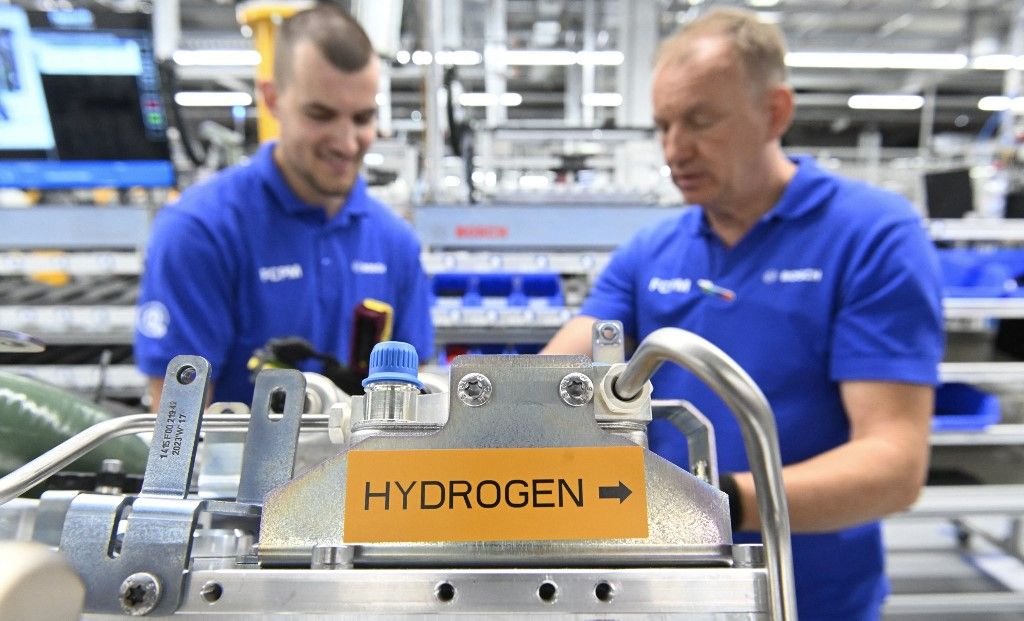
[731,435,928,533]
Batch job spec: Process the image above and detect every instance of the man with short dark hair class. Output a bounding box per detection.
[135,4,432,405]
[543,8,944,620]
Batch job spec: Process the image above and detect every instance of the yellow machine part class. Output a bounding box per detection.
[236,2,311,143]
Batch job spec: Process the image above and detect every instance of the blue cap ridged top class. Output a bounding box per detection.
[362,341,423,388]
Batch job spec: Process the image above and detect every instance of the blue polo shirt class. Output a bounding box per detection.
[135,142,433,403]
[582,156,943,620]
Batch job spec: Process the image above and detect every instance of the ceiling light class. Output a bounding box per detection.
[972,55,1024,70]
[363,153,384,166]
[785,52,967,70]
[172,50,260,66]
[978,96,1024,112]
[747,0,779,6]
[582,92,623,107]
[847,94,924,110]
[174,91,253,107]
[395,50,411,64]
[500,50,577,66]
[576,51,624,66]
[457,92,523,107]
[434,50,483,65]
[411,50,433,65]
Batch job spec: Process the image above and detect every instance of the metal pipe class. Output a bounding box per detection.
[613,327,796,621]
[0,413,329,506]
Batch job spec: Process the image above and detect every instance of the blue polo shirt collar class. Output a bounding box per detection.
[682,155,837,238]
[256,141,371,225]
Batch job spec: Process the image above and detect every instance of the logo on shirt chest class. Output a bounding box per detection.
[762,268,823,284]
[648,277,692,295]
[259,263,304,283]
[352,260,387,275]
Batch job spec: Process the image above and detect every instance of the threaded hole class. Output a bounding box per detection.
[435,582,455,603]
[200,582,222,603]
[538,581,557,603]
[595,581,614,602]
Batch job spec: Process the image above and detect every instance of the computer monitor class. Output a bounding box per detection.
[923,168,974,219]
[0,5,173,189]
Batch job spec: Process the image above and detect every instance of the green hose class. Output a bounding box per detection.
[0,371,149,477]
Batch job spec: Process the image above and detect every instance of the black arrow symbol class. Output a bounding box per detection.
[598,481,632,503]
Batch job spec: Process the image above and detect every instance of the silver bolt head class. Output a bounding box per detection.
[457,373,492,407]
[119,572,161,616]
[596,321,621,342]
[559,372,594,407]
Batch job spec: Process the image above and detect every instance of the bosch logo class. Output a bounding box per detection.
[455,225,509,239]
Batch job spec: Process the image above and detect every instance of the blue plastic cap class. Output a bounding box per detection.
[362,341,423,388]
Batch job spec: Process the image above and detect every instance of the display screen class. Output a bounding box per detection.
[0,6,173,188]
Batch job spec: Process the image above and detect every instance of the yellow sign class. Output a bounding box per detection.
[343,446,648,543]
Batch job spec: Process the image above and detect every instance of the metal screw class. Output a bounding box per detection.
[559,372,594,407]
[176,365,197,385]
[457,373,492,407]
[118,572,161,616]
[101,458,123,474]
[596,321,621,343]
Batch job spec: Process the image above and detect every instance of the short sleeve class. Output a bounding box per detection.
[134,210,238,381]
[830,217,944,385]
[579,238,640,338]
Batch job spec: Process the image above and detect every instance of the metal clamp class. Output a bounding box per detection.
[236,370,305,505]
[61,355,211,615]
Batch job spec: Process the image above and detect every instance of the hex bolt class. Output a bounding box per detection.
[457,373,492,407]
[559,372,594,407]
[596,321,621,343]
[118,572,161,616]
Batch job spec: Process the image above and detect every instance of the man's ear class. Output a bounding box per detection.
[766,84,795,140]
[259,80,280,119]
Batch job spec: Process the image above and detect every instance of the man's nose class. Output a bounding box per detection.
[661,125,694,163]
[330,120,360,155]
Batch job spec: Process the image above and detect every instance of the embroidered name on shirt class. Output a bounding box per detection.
[763,268,823,284]
[259,263,304,283]
[352,260,388,275]
[648,277,692,294]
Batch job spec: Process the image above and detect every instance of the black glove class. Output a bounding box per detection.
[719,472,744,532]
[249,337,366,395]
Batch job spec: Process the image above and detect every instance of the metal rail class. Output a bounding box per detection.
[0,413,329,505]
[613,327,797,621]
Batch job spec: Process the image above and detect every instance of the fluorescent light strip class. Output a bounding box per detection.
[500,49,577,65]
[582,92,623,107]
[973,55,1024,71]
[174,91,253,107]
[457,92,523,107]
[786,52,967,70]
[847,94,924,110]
[411,50,433,65]
[402,49,623,67]
[978,96,1024,112]
[576,50,624,66]
[434,50,483,65]
[172,50,260,66]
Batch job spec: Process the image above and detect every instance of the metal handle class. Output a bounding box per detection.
[614,327,797,621]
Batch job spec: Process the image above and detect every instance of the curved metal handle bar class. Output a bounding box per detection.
[0,413,329,506]
[615,327,797,621]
